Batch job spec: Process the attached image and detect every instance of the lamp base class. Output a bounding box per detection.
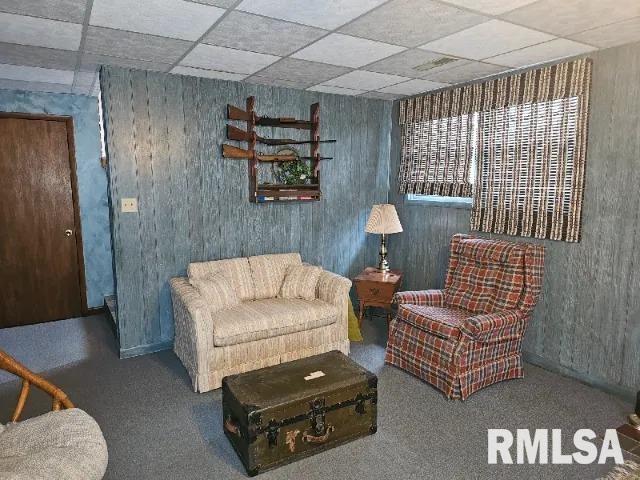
[378,234,390,272]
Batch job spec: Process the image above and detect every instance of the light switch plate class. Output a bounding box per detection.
[121,197,138,213]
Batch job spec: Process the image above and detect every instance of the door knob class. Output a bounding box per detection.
[64,229,73,237]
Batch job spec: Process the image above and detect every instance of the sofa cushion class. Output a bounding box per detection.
[190,274,239,312]
[212,298,337,347]
[248,253,302,300]
[188,257,255,301]
[0,409,108,480]
[279,264,322,300]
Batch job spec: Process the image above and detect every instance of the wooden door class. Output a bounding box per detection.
[0,116,84,327]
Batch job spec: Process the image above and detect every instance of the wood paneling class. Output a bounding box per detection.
[388,43,640,396]
[100,67,391,356]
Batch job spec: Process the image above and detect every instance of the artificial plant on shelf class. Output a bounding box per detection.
[276,160,314,185]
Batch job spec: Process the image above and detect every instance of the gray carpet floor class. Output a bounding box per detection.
[0,313,634,480]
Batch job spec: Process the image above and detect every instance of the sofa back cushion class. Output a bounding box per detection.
[188,257,255,301]
[249,253,302,299]
[190,274,239,312]
[279,264,322,300]
[445,236,525,314]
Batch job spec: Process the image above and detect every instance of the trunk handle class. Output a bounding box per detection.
[302,425,335,443]
[224,416,241,437]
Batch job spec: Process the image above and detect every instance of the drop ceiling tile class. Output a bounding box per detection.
[443,0,537,15]
[203,11,326,56]
[503,0,640,36]
[340,0,487,48]
[171,65,247,81]
[377,78,448,95]
[0,43,78,70]
[0,63,74,84]
[570,17,640,49]
[488,39,595,68]
[180,44,280,74]
[307,84,366,96]
[0,0,88,23]
[420,20,555,60]
[0,12,82,51]
[187,0,237,7]
[253,58,350,88]
[237,0,387,30]
[363,49,468,79]
[359,91,402,100]
[80,54,172,73]
[291,33,405,68]
[323,70,409,91]
[0,78,71,94]
[84,27,192,64]
[422,61,508,84]
[90,0,225,41]
[244,75,313,89]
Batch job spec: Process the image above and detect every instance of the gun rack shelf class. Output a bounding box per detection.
[222,96,326,203]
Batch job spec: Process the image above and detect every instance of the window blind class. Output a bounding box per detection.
[399,57,592,242]
[398,87,479,197]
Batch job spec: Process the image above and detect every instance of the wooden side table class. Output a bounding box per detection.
[353,267,403,327]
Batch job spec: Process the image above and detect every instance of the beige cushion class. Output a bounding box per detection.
[280,264,322,300]
[188,257,255,301]
[0,409,108,480]
[190,274,239,312]
[212,298,337,347]
[248,253,302,300]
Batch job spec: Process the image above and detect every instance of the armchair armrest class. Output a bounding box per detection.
[393,289,445,307]
[460,310,523,341]
[170,278,214,386]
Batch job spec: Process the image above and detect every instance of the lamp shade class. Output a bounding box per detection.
[365,204,403,234]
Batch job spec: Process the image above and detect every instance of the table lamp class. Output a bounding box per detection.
[365,204,403,272]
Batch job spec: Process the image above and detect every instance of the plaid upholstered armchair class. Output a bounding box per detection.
[385,234,545,400]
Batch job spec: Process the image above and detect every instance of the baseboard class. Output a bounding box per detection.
[523,351,636,403]
[86,306,106,316]
[119,340,173,359]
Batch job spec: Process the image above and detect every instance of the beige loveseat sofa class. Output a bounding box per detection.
[170,253,351,392]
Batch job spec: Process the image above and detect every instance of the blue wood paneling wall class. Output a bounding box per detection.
[388,43,640,397]
[100,66,391,357]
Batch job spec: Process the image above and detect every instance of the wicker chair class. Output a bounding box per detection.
[385,234,545,400]
[0,349,108,479]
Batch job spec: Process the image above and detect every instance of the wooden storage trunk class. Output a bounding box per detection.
[222,351,378,476]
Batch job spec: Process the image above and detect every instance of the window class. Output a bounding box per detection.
[405,113,478,206]
[399,58,592,242]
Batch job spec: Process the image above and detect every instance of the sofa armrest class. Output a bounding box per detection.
[170,277,214,387]
[393,289,445,307]
[460,310,523,342]
[316,270,352,307]
[316,270,352,341]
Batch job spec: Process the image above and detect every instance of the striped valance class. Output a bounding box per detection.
[398,57,592,242]
[399,58,592,124]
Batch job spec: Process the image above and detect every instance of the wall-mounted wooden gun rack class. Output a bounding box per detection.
[222,96,334,203]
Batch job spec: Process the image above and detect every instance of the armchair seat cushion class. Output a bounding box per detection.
[212,298,338,347]
[397,304,471,339]
[0,408,108,480]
